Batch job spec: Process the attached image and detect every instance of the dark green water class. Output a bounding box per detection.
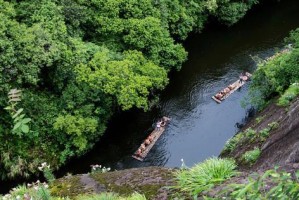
[2,0,299,193]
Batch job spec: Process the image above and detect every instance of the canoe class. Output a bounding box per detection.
[212,72,252,103]
[132,117,170,161]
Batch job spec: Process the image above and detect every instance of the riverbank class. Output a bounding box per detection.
[45,95,299,199]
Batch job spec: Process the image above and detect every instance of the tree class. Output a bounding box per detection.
[76,49,168,110]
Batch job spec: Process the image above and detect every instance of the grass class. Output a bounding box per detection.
[2,185,53,200]
[3,185,146,200]
[223,133,245,153]
[255,116,265,124]
[277,82,299,106]
[173,157,237,197]
[211,168,299,199]
[223,128,257,153]
[241,148,261,166]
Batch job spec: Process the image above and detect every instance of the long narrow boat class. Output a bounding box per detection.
[212,72,252,103]
[132,117,170,161]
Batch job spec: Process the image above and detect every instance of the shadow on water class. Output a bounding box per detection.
[1,0,299,193]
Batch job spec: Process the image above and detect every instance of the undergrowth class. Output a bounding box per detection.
[277,82,299,106]
[223,121,279,154]
[173,157,237,198]
[208,168,299,199]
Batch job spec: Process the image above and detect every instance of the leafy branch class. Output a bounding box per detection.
[4,89,32,136]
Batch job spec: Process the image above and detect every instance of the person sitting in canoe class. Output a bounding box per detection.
[145,138,151,145]
[148,135,153,142]
[156,120,162,131]
[140,143,146,151]
[136,148,142,157]
[241,75,248,81]
[223,87,230,94]
[160,117,168,127]
[215,92,223,100]
[239,72,245,83]
[245,72,251,80]
[228,84,235,90]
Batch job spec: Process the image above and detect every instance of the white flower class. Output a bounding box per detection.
[16,195,21,200]
[180,158,184,162]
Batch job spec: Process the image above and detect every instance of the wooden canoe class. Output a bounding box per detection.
[132,117,170,161]
[212,72,252,103]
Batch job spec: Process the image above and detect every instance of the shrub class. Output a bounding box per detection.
[245,128,257,138]
[90,164,111,174]
[174,158,237,197]
[255,116,265,124]
[268,121,279,130]
[241,148,261,165]
[216,169,299,199]
[259,128,270,141]
[2,184,53,200]
[223,133,245,153]
[277,83,299,106]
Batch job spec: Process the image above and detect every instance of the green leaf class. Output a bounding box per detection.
[21,125,29,133]
[13,121,22,130]
[12,108,23,119]
[22,118,31,124]
[4,106,12,110]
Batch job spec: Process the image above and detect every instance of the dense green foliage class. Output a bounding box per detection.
[277,82,299,106]
[249,28,299,108]
[173,157,237,198]
[0,0,259,179]
[1,184,147,200]
[209,168,299,199]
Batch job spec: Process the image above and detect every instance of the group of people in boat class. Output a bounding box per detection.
[134,117,170,158]
[135,134,154,158]
[214,72,251,101]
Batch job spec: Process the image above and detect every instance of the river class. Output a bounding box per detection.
[2,0,299,192]
[57,0,299,174]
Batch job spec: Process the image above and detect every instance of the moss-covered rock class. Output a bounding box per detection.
[50,166,175,200]
[90,166,174,199]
